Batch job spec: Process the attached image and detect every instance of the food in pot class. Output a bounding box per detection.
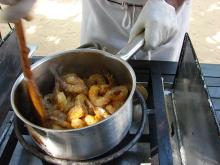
[88,85,111,107]
[43,73,129,130]
[59,73,88,94]
[105,101,124,114]
[87,73,107,87]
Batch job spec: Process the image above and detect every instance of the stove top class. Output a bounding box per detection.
[21,58,169,165]
[1,53,173,165]
[1,31,220,165]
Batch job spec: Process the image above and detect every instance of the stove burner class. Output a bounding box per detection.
[14,90,148,164]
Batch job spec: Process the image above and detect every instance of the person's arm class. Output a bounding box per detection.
[165,0,185,10]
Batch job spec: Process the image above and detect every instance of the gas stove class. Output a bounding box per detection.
[0,31,220,165]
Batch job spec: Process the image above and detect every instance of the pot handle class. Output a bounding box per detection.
[116,33,144,61]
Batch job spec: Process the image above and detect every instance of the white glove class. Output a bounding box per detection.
[129,0,178,50]
[0,0,36,22]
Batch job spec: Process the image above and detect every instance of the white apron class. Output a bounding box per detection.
[81,0,191,62]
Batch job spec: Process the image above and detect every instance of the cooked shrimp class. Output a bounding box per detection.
[43,94,54,113]
[70,118,87,129]
[94,107,110,119]
[105,105,115,115]
[55,91,68,111]
[48,110,67,121]
[44,69,129,130]
[51,68,87,95]
[75,94,95,115]
[51,124,63,129]
[53,82,70,113]
[105,101,124,114]
[105,85,128,101]
[49,118,72,129]
[61,73,88,94]
[88,85,111,107]
[87,74,106,87]
[48,110,72,129]
[62,73,80,83]
[65,96,75,112]
[104,73,117,86]
[67,104,87,122]
[84,115,101,126]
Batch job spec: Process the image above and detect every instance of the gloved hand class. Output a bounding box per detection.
[0,0,36,22]
[129,0,178,50]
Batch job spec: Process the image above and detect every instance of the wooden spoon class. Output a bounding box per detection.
[15,20,47,124]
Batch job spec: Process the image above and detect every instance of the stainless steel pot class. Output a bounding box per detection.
[11,34,144,160]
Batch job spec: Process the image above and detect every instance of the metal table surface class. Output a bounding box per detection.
[129,59,220,125]
[1,30,220,164]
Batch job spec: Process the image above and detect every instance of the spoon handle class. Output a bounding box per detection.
[15,20,47,123]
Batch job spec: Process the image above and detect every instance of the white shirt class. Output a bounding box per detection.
[81,0,191,62]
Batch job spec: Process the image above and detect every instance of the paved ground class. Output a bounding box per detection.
[189,0,220,63]
[1,0,220,63]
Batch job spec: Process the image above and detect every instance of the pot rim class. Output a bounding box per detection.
[11,48,136,132]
